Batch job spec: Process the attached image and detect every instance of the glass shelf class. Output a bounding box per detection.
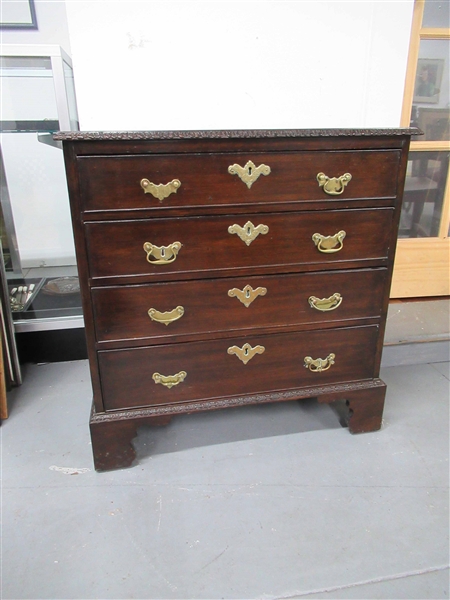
[9,271,83,333]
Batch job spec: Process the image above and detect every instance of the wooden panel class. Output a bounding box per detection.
[78,150,401,213]
[99,325,379,411]
[391,238,450,297]
[86,208,394,281]
[92,268,387,345]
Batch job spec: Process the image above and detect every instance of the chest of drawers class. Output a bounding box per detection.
[55,128,415,471]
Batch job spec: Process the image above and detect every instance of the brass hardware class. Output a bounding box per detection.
[308,293,343,312]
[148,306,184,325]
[143,241,182,264]
[312,230,346,253]
[228,221,269,246]
[317,172,352,195]
[227,343,265,364]
[228,160,271,188]
[304,353,335,372]
[152,371,187,388]
[228,285,267,308]
[140,178,181,202]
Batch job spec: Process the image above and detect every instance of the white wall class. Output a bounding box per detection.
[65,0,415,131]
[0,0,72,52]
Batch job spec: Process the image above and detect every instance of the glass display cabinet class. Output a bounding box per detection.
[0,45,82,385]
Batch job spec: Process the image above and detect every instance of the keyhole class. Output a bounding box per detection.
[245,289,250,299]
[247,226,251,236]
[247,165,253,176]
[161,247,165,257]
[244,347,249,356]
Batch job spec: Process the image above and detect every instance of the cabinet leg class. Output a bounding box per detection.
[89,410,174,471]
[319,382,386,434]
[90,418,139,472]
[344,383,386,434]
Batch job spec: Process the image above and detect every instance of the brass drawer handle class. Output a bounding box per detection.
[228,221,269,246]
[312,230,346,253]
[308,293,342,312]
[152,371,187,388]
[143,241,181,264]
[317,172,352,195]
[140,178,181,202]
[304,353,335,372]
[228,285,267,307]
[148,306,184,325]
[228,343,265,364]
[228,160,271,188]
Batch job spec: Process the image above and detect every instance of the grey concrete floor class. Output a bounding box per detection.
[1,359,449,600]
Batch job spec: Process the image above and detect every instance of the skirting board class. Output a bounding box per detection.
[381,340,450,368]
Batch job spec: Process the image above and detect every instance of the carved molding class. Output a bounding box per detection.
[54,128,420,142]
[90,379,386,424]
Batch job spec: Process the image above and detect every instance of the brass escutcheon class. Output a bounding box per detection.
[227,343,265,365]
[317,172,352,195]
[312,230,346,253]
[148,306,185,325]
[228,160,271,188]
[228,221,269,246]
[304,353,335,372]
[143,241,182,264]
[228,285,267,308]
[140,178,181,202]
[152,371,187,388]
[308,293,343,312]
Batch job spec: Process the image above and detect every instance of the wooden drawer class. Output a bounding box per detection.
[78,150,401,213]
[92,268,387,345]
[99,325,379,411]
[86,208,394,281]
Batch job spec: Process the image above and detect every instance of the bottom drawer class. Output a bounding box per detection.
[99,325,379,411]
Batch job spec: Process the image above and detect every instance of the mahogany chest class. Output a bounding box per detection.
[55,129,415,471]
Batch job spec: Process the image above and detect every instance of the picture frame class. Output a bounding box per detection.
[0,0,37,30]
[413,58,444,104]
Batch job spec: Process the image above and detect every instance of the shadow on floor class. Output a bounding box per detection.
[134,397,347,460]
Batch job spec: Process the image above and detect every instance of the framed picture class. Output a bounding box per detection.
[413,58,444,104]
[0,0,37,29]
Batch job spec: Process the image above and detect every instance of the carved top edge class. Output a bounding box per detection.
[54,127,421,142]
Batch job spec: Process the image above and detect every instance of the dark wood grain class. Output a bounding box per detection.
[66,137,409,158]
[58,129,414,470]
[320,384,386,433]
[373,136,412,376]
[89,414,138,471]
[85,208,394,281]
[98,325,379,411]
[92,268,386,345]
[78,150,400,213]
[61,144,104,412]
[345,384,386,433]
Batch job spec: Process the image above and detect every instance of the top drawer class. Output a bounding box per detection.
[77,150,401,213]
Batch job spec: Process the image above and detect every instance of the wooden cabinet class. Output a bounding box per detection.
[55,128,415,471]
